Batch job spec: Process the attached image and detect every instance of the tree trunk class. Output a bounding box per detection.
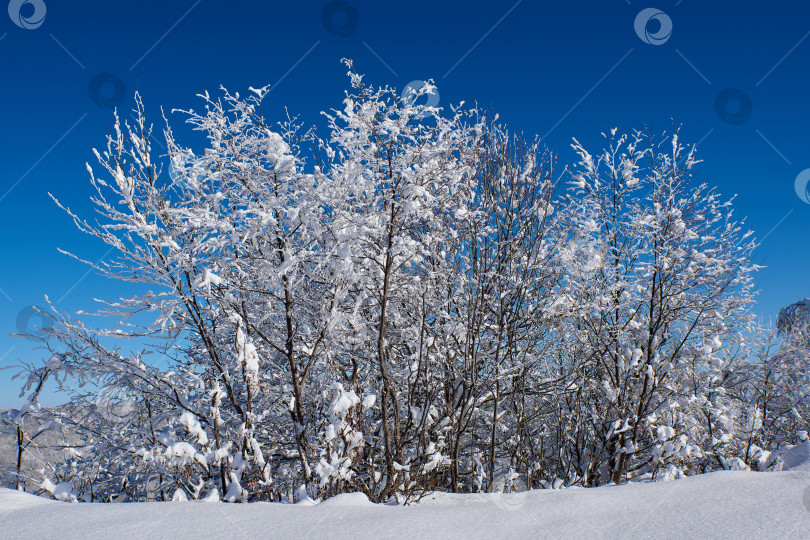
[16,425,24,491]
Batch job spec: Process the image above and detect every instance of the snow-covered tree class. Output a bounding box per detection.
[10,67,777,504]
[318,60,486,500]
[547,129,759,485]
[742,300,810,456]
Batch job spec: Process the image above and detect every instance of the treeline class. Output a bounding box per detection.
[8,61,809,503]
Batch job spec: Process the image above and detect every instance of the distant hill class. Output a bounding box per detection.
[0,405,80,494]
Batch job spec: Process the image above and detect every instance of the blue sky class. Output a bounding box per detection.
[1,0,808,408]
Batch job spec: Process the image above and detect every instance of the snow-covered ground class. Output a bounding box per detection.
[2,445,809,540]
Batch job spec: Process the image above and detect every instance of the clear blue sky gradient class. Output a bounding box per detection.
[1,0,808,407]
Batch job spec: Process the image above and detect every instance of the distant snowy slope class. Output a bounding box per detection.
[0,406,82,491]
[2,467,809,539]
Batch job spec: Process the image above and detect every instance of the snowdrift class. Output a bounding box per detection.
[2,465,809,539]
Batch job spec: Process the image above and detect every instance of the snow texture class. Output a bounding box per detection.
[1,467,808,539]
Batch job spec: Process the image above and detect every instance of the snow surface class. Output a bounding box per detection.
[2,465,809,539]
[783,441,810,472]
